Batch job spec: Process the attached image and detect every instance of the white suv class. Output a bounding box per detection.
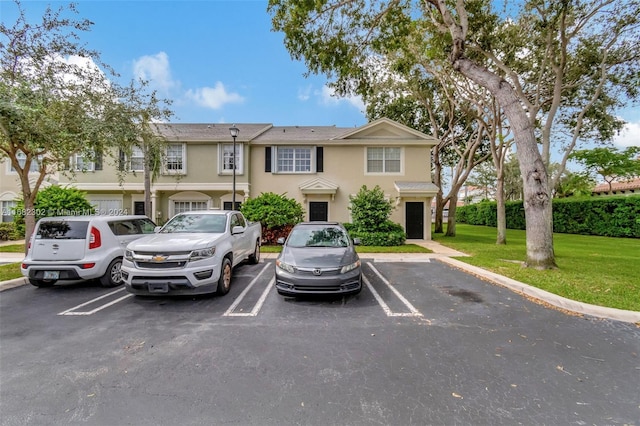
[21,215,156,288]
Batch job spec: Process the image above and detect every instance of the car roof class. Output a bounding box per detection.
[38,215,151,222]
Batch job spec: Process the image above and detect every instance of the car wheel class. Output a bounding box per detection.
[29,278,56,287]
[99,258,123,287]
[248,239,260,264]
[217,257,232,295]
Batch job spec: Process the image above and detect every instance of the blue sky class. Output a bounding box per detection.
[1,0,638,146]
[1,0,368,128]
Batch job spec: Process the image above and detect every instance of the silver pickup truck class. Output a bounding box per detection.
[122,210,261,296]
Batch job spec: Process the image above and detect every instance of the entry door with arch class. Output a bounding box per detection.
[309,201,328,221]
[405,202,424,239]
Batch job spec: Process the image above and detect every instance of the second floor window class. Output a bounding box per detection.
[220,143,243,174]
[129,147,144,172]
[276,147,312,173]
[73,153,95,172]
[165,143,185,174]
[367,147,401,173]
[9,152,41,174]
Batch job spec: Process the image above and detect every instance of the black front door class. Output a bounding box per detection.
[309,202,328,221]
[406,202,424,239]
[134,201,145,215]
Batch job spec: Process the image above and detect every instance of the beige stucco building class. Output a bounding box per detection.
[2,118,440,239]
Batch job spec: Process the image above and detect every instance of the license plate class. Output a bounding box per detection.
[43,271,59,280]
[148,283,169,293]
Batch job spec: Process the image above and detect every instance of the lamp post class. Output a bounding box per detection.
[229,124,239,209]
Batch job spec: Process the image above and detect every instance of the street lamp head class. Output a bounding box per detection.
[229,125,239,138]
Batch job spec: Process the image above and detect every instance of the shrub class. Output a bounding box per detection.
[241,192,304,245]
[347,185,406,246]
[13,185,96,235]
[0,223,20,241]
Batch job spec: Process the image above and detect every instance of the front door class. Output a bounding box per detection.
[134,201,145,215]
[309,202,328,221]
[406,202,424,239]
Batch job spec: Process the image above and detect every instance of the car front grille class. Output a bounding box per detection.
[135,261,188,269]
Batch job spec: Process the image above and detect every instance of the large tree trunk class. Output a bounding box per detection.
[432,145,444,233]
[455,58,556,268]
[495,176,507,245]
[444,193,458,237]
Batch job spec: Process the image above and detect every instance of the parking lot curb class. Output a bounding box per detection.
[438,257,640,325]
[0,277,28,292]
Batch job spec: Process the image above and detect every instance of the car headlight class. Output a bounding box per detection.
[189,247,216,261]
[124,249,134,261]
[340,260,361,274]
[276,259,295,274]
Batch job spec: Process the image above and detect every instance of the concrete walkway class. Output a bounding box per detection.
[2,239,639,324]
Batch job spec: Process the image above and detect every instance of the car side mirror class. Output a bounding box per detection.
[353,238,361,246]
[277,237,285,245]
[153,226,161,233]
[232,225,244,235]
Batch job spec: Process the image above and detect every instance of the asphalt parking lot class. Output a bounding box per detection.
[1,259,639,425]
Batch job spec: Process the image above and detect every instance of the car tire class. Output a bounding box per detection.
[217,257,232,295]
[99,258,123,287]
[248,239,260,264]
[29,278,56,287]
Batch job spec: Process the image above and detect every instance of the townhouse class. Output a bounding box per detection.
[2,118,440,240]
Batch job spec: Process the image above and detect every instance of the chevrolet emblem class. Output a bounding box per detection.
[151,255,169,262]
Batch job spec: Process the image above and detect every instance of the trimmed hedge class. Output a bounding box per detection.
[344,221,406,246]
[456,196,640,238]
[0,223,20,241]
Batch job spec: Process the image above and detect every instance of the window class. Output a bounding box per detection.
[275,147,313,173]
[173,201,208,215]
[9,152,41,174]
[367,147,401,173]
[1,200,16,223]
[129,147,144,172]
[165,143,185,174]
[220,143,243,174]
[73,153,95,172]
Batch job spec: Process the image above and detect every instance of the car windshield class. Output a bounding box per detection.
[160,214,226,233]
[287,226,349,248]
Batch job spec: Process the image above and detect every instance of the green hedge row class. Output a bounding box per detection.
[0,223,21,241]
[344,221,406,246]
[456,196,640,238]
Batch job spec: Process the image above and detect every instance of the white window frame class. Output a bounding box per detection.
[1,199,17,223]
[365,147,403,175]
[163,143,186,175]
[8,152,41,174]
[129,147,144,172]
[219,143,244,175]
[71,152,95,172]
[274,146,314,174]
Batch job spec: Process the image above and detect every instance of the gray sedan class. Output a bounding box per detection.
[275,222,362,296]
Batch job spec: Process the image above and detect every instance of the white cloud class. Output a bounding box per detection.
[317,85,365,112]
[185,82,244,110]
[132,52,177,94]
[297,85,312,101]
[613,121,640,147]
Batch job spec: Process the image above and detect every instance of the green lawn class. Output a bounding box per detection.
[433,225,640,312]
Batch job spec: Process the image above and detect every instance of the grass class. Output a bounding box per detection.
[432,225,640,312]
[0,263,22,282]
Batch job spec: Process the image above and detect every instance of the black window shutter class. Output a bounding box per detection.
[316,146,323,172]
[118,150,125,171]
[265,146,272,172]
[95,151,103,170]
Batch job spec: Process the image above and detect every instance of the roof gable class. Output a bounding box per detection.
[334,117,438,146]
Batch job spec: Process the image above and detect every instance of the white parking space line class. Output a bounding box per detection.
[58,288,133,316]
[365,263,422,317]
[223,263,272,317]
